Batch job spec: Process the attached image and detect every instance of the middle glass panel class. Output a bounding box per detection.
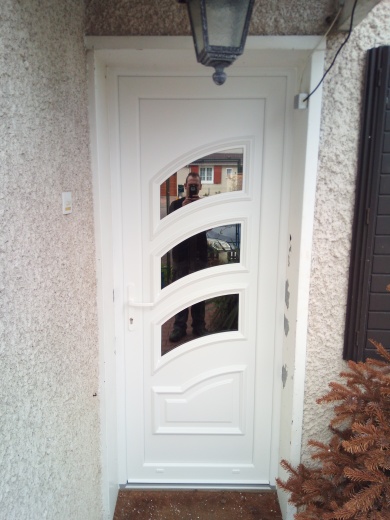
[161,224,241,290]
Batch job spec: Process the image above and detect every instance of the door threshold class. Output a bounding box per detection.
[120,483,275,491]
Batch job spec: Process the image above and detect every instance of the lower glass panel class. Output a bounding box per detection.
[161,294,239,356]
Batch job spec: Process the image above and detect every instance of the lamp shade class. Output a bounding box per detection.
[183,0,254,85]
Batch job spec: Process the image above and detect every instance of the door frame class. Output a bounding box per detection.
[86,36,325,520]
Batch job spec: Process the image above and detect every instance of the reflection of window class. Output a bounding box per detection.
[200,167,214,184]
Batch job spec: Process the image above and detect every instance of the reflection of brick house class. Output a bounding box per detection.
[189,152,243,196]
[160,150,243,199]
[160,172,177,196]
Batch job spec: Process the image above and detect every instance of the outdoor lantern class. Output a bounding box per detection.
[179,0,255,85]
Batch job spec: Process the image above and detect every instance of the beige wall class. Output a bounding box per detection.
[302,0,390,460]
[1,1,101,518]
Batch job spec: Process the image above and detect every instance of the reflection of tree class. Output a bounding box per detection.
[161,252,172,288]
[208,295,239,332]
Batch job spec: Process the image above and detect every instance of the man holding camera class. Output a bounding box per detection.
[168,172,208,342]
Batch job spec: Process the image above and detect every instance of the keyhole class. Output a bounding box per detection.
[130,317,134,325]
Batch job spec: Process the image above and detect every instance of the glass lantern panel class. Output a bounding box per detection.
[205,0,251,48]
[187,0,205,54]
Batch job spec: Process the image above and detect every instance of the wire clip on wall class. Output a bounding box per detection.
[294,93,309,110]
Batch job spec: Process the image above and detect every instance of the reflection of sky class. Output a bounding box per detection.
[207,225,240,248]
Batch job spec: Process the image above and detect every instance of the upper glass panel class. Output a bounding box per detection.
[160,148,244,220]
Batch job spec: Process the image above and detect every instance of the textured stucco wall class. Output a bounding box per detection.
[85,0,336,36]
[0,1,101,518]
[301,0,390,461]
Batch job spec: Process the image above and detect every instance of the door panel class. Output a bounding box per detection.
[118,75,286,484]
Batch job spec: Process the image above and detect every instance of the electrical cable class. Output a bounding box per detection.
[303,0,359,103]
[299,7,342,92]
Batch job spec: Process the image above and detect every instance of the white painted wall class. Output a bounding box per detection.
[0,2,102,518]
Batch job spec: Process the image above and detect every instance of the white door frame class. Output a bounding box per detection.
[86,36,325,520]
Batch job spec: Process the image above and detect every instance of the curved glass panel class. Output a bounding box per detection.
[161,294,239,356]
[160,148,244,220]
[161,224,241,289]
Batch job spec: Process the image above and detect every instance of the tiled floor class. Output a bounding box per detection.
[113,490,283,520]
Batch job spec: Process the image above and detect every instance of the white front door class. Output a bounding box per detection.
[114,74,287,485]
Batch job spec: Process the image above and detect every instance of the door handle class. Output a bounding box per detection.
[128,299,154,308]
[127,284,155,307]
[128,300,154,331]
[127,284,156,331]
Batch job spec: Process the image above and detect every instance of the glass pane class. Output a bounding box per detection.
[161,224,241,289]
[187,0,204,54]
[160,148,243,220]
[206,0,250,48]
[161,294,239,355]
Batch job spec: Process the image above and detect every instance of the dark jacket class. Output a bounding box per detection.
[168,198,208,264]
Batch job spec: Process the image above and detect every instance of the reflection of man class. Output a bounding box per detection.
[168,172,208,342]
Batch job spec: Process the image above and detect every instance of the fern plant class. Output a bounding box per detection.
[277,341,390,520]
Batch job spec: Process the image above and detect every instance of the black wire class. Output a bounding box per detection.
[304,0,359,103]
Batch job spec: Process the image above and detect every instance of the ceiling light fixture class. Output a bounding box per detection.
[179,0,255,85]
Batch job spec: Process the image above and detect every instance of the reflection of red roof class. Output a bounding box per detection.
[190,153,242,165]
